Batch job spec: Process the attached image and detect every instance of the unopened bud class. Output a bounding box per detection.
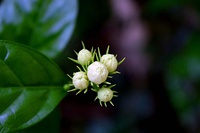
[100,54,118,72]
[78,49,92,65]
[97,88,113,102]
[72,71,89,89]
[87,61,108,84]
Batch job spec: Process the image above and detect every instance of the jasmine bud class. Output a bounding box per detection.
[78,49,92,65]
[72,71,89,89]
[87,61,108,84]
[100,54,118,72]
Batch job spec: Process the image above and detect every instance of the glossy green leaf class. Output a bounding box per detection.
[0,40,68,132]
[16,108,61,133]
[0,0,78,58]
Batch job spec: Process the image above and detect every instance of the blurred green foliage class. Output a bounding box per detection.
[0,0,78,58]
[166,33,200,126]
[145,0,200,131]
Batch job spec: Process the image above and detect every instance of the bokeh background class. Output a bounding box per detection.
[1,0,200,133]
[59,0,200,133]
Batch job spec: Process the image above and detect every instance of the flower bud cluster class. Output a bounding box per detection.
[64,42,125,107]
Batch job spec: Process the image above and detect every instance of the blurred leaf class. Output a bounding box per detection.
[145,0,186,14]
[0,40,68,132]
[0,0,78,58]
[165,34,200,116]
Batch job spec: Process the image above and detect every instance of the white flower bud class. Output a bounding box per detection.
[72,71,89,89]
[97,88,113,102]
[77,49,92,65]
[100,54,118,72]
[87,61,108,84]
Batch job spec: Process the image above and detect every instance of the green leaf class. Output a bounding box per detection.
[0,0,78,58]
[17,108,61,133]
[0,40,68,133]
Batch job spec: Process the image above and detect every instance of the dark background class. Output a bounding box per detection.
[59,0,200,133]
